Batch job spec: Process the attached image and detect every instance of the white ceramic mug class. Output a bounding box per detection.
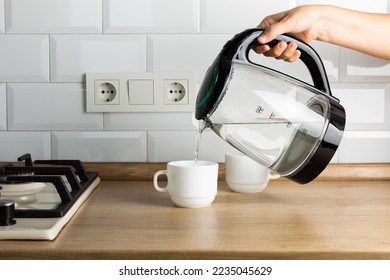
[153,160,219,208]
[225,153,280,193]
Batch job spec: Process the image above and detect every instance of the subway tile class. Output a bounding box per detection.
[5,0,102,33]
[148,131,197,162]
[0,0,4,33]
[52,131,147,162]
[148,130,339,164]
[0,84,6,130]
[298,0,390,93]
[7,83,103,131]
[104,112,196,131]
[148,34,337,84]
[0,132,51,162]
[201,0,296,33]
[332,83,390,131]
[338,131,390,163]
[340,48,390,82]
[51,35,146,82]
[147,130,237,162]
[147,34,233,81]
[104,0,199,33]
[311,42,339,82]
[298,0,390,13]
[0,0,387,167]
[0,35,49,82]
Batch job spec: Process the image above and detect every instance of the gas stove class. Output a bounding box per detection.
[0,154,100,240]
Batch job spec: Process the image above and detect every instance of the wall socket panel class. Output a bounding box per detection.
[86,72,196,112]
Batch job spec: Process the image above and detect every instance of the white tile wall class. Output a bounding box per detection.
[52,131,147,162]
[147,34,233,81]
[0,132,51,161]
[0,84,6,130]
[5,0,102,33]
[340,49,390,82]
[0,0,4,33]
[51,35,146,82]
[104,112,196,131]
[201,0,296,33]
[338,131,390,163]
[333,83,390,131]
[0,1,389,164]
[7,84,103,131]
[0,35,49,82]
[104,0,199,33]
[148,130,237,162]
[312,42,340,82]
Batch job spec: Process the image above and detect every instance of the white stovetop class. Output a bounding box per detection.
[0,177,100,240]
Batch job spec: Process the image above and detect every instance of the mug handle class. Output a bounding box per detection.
[153,170,168,192]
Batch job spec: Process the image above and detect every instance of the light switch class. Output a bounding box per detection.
[128,79,154,105]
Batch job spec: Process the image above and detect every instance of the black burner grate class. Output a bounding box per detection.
[0,154,98,218]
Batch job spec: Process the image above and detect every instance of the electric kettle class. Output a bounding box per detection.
[195,28,346,184]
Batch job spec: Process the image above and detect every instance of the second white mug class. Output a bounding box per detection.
[225,153,280,193]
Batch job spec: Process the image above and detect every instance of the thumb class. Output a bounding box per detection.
[258,22,288,44]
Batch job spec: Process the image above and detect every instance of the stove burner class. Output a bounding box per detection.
[0,154,98,218]
[0,182,47,197]
[0,199,16,226]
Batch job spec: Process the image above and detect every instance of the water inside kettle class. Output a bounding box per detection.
[207,63,328,177]
[195,28,345,183]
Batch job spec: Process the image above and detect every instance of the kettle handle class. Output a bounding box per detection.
[233,28,331,96]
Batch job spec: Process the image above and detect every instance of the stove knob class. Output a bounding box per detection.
[0,199,17,226]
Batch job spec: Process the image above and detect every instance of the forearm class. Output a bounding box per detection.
[318,6,390,59]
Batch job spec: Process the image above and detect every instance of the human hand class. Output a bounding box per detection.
[255,5,322,62]
[252,39,301,62]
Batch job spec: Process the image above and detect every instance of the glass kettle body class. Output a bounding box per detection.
[195,29,345,184]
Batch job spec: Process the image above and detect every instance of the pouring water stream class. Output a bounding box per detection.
[194,120,209,165]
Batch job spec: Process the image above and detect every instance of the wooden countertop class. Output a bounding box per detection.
[1,179,390,260]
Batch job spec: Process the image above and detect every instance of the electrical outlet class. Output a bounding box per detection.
[164,80,188,104]
[86,72,196,112]
[94,80,119,104]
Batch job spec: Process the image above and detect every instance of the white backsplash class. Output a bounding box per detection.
[0,0,4,33]
[5,0,102,33]
[0,35,49,82]
[0,83,6,130]
[50,34,147,82]
[7,83,103,130]
[200,0,295,33]
[0,0,389,163]
[52,131,147,162]
[103,0,199,33]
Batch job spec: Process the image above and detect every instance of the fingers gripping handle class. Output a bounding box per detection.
[234,28,331,96]
[153,170,168,192]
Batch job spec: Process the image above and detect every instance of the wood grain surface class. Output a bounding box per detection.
[82,163,390,181]
[2,162,389,181]
[1,179,390,260]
